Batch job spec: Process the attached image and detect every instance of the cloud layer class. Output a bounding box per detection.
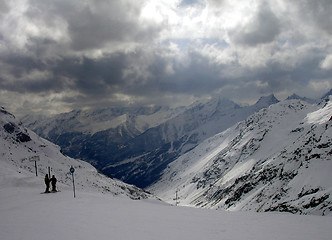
[1,0,331,116]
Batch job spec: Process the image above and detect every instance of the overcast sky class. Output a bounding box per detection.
[1,0,332,116]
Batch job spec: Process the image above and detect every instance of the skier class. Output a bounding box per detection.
[44,174,50,193]
[50,175,57,192]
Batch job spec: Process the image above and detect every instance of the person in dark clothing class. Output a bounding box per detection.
[44,174,50,193]
[50,175,57,192]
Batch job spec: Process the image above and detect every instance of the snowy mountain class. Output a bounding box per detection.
[286,94,316,104]
[99,94,280,187]
[22,106,185,136]
[253,94,280,109]
[148,97,332,215]
[0,106,153,200]
[22,95,280,188]
[21,105,185,172]
[2,105,332,240]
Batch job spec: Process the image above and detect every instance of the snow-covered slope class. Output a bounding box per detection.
[0,106,152,200]
[148,97,332,215]
[2,169,332,240]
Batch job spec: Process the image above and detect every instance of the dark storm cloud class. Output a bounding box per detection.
[0,40,329,109]
[229,46,332,100]
[38,49,229,105]
[0,0,165,109]
[26,0,160,51]
[66,5,146,50]
[250,57,325,90]
[1,54,44,78]
[165,53,227,94]
[0,54,63,94]
[0,0,331,116]
[294,0,332,35]
[229,2,281,46]
[69,52,224,98]
[54,54,128,95]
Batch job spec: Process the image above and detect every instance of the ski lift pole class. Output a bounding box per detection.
[70,166,76,198]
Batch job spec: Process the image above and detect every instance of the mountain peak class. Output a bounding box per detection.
[287,93,302,100]
[254,94,279,108]
[286,94,316,103]
[216,96,239,108]
[321,89,332,99]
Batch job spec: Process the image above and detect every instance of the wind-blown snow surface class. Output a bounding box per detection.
[149,98,332,215]
[1,108,332,240]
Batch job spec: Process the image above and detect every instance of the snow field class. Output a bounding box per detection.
[1,182,332,240]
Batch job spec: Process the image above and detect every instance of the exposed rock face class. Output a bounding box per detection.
[16,132,31,142]
[3,123,15,134]
[3,122,31,142]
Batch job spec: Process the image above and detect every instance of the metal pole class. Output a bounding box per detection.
[72,172,76,198]
[48,167,51,178]
[70,166,76,198]
[34,161,38,176]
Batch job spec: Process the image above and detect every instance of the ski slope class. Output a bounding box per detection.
[1,171,331,240]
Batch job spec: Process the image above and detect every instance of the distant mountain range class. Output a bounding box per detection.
[21,92,330,190]
[8,89,332,215]
[22,94,281,188]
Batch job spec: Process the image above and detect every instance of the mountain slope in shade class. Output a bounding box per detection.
[148,97,332,215]
[0,106,153,200]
